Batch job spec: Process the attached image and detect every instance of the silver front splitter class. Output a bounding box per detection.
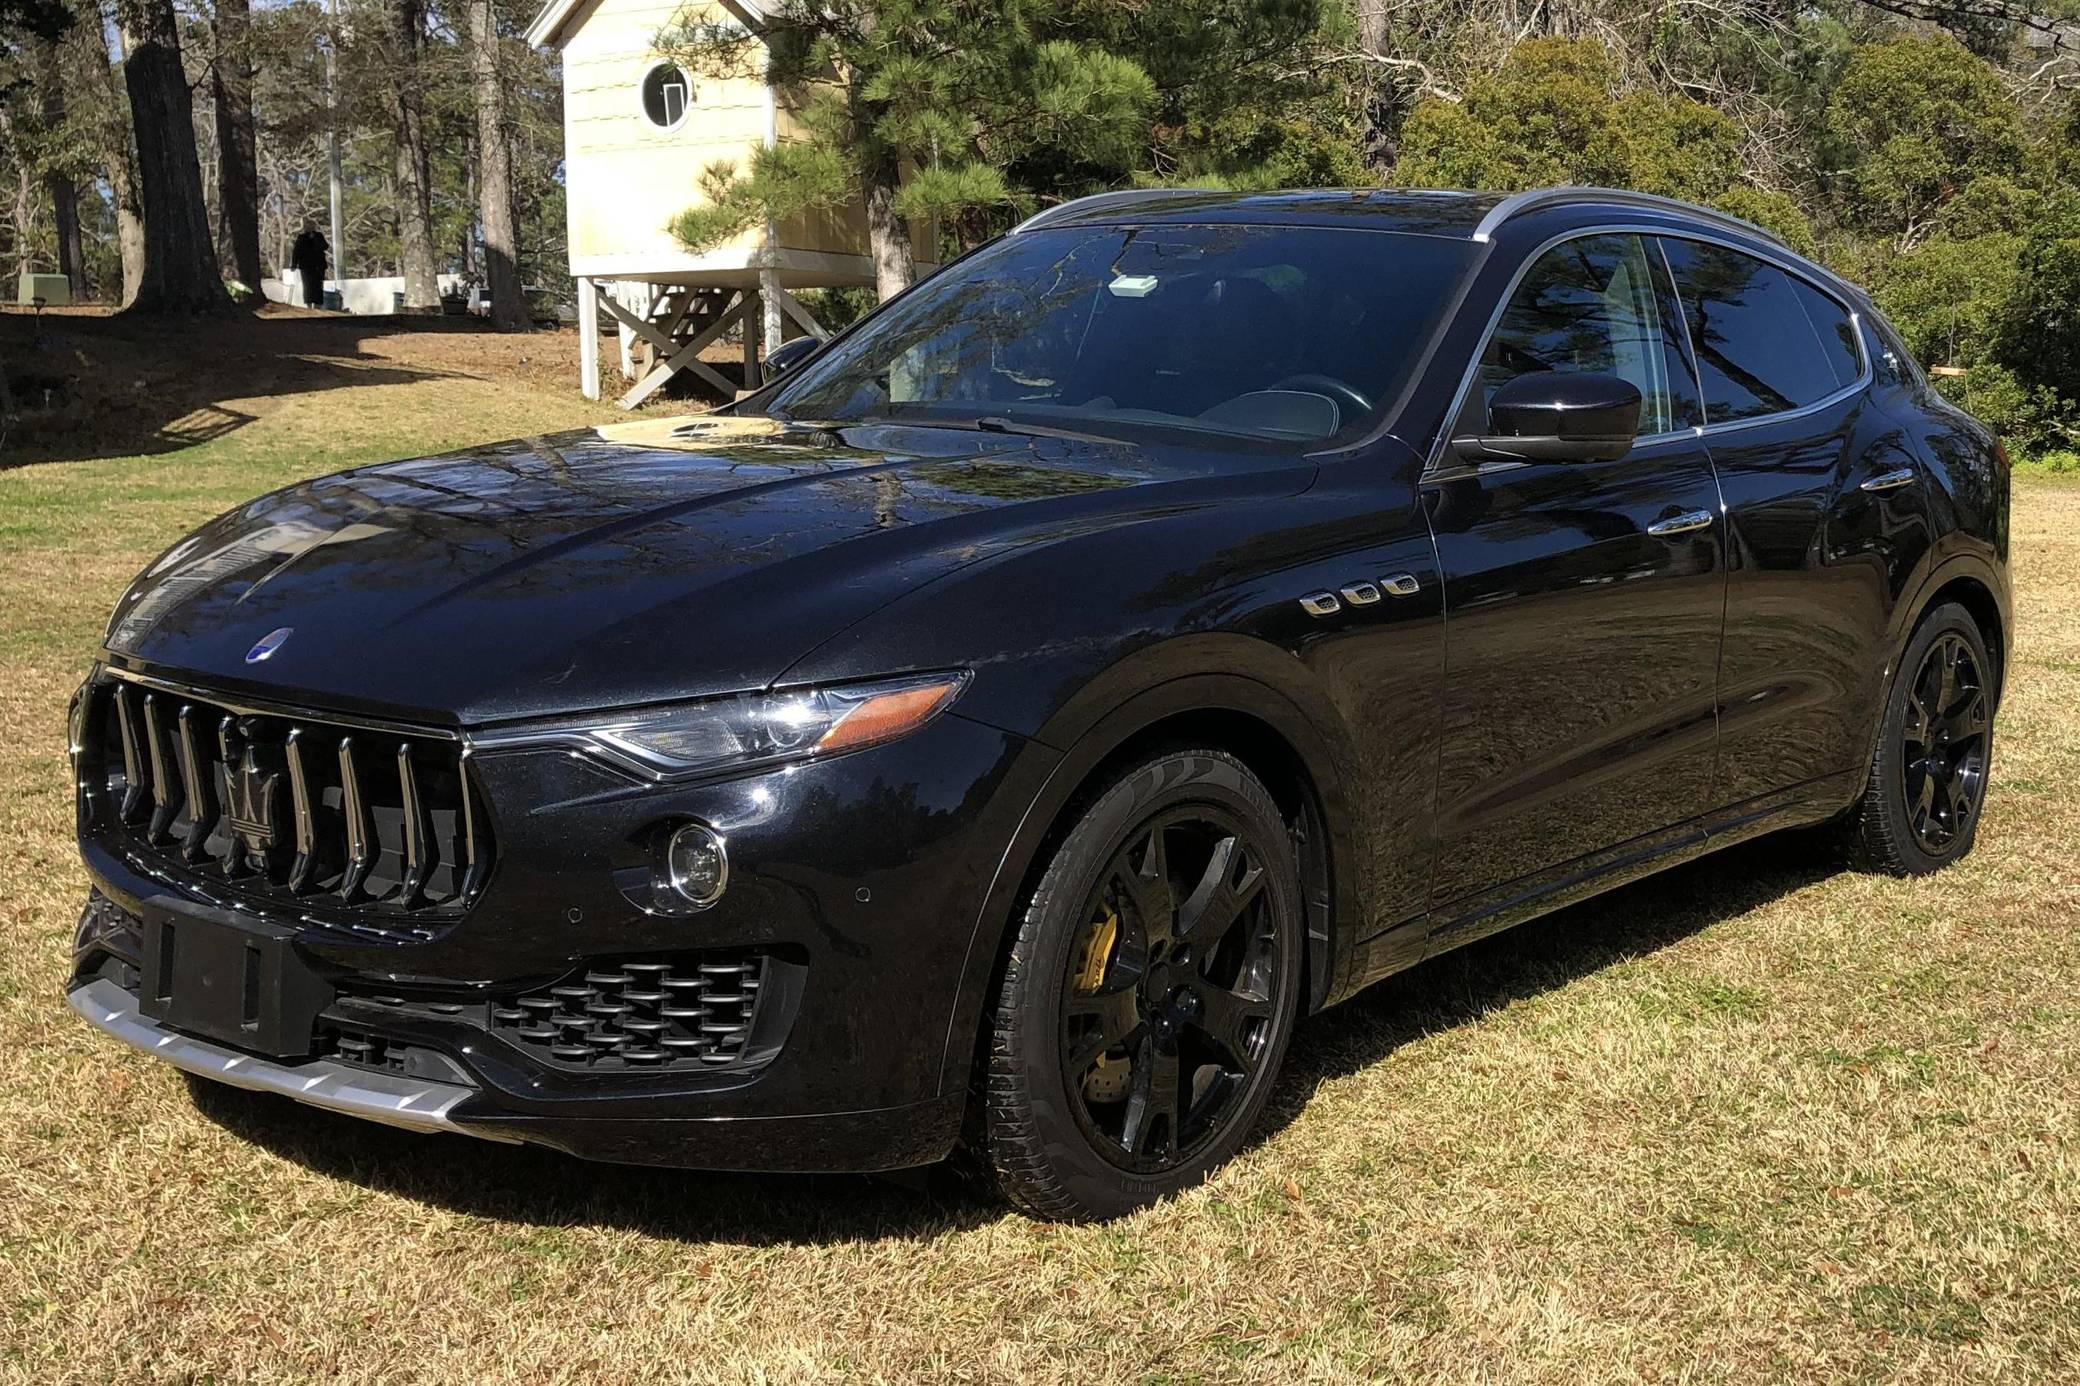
[66,977,512,1140]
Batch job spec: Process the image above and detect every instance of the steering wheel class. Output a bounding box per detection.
[1267,374,1373,426]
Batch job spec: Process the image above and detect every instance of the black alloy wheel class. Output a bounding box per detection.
[1060,808,1283,1173]
[1844,602,1996,875]
[980,749,1303,1220]
[1898,631,1991,854]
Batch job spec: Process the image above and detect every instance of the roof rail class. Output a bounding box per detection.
[1469,186,1787,248]
[1011,188,1219,235]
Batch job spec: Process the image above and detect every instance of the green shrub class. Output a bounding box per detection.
[2000,235,2080,405]
[2014,448,2080,475]
[1714,186,1819,258]
[1397,39,1741,200]
[1875,233,2021,370]
[1822,35,2027,239]
[1935,362,2075,453]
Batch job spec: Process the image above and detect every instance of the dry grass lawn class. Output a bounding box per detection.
[1,336,2076,1381]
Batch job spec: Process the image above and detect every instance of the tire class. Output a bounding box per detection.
[1843,602,1996,875]
[980,749,1305,1221]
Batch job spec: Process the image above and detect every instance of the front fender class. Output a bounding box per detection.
[928,658,1365,1103]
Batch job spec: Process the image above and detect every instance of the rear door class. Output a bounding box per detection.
[1423,232,1727,928]
[1658,237,1937,803]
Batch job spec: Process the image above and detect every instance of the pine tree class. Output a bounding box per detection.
[657,1,1157,300]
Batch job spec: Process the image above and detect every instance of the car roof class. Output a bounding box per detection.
[1012,185,1786,250]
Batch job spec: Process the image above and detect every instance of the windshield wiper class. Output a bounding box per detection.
[970,415,1122,445]
[853,413,1126,446]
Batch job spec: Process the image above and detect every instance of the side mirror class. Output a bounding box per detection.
[764,333,824,379]
[1452,371,1641,463]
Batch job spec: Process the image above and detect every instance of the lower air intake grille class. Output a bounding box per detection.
[85,673,485,939]
[490,957,768,1069]
[73,890,144,993]
[315,1023,472,1084]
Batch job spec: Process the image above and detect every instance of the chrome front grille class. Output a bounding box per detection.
[86,672,485,936]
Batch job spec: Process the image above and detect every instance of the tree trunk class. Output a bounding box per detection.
[94,22,147,305]
[111,160,147,306]
[3,111,33,287]
[212,0,263,293]
[467,0,527,330]
[861,150,914,302]
[1353,1,1396,171]
[34,42,87,298]
[115,0,236,314]
[50,173,83,295]
[387,0,441,312]
[460,124,477,282]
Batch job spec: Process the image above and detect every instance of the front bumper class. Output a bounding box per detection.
[67,975,967,1169]
[69,687,1060,1172]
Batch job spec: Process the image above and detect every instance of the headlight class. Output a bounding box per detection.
[472,672,971,783]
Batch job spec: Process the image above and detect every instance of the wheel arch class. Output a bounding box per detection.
[1886,548,2009,701]
[1846,551,2010,789]
[933,664,1361,1104]
[1919,574,2006,700]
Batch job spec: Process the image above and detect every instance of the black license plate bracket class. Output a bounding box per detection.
[138,903,334,1057]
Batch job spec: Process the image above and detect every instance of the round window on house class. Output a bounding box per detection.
[641,63,693,130]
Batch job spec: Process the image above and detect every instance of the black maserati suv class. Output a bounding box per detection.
[66,187,2009,1220]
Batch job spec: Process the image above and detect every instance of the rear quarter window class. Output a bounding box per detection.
[1792,279,1863,390]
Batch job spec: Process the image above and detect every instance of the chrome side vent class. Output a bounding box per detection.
[87,674,486,937]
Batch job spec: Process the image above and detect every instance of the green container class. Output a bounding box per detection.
[17,272,70,306]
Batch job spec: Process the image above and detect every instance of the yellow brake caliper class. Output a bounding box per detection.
[1074,905,1131,1102]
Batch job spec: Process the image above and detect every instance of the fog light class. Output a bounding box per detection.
[664,822,728,909]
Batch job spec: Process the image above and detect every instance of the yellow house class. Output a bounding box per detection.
[524,0,928,404]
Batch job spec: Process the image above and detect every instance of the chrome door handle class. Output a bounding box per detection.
[1647,509,1715,537]
[1861,467,1917,493]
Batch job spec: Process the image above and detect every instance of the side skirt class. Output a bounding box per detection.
[1341,769,1862,991]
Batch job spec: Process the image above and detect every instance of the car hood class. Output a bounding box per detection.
[104,414,1269,723]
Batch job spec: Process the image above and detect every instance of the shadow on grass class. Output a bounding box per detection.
[184,832,1837,1245]
[1262,833,1836,1130]
[1,312,482,469]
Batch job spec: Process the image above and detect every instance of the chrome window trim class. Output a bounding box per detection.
[95,665,461,741]
[1424,223,1872,477]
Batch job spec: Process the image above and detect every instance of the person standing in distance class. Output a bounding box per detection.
[291,221,330,309]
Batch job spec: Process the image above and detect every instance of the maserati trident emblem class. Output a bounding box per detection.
[245,627,293,663]
[223,734,281,858]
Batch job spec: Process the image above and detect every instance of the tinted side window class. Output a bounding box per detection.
[1476,234,1695,438]
[1660,239,1854,422]
[1862,310,1924,393]
[1792,279,1862,389]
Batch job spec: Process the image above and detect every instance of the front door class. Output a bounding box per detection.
[1423,231,1727,925]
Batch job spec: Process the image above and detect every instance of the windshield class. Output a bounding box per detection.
[765,223,1475,446]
